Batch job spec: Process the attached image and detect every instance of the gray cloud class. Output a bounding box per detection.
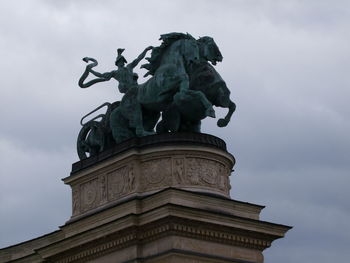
[1,1,349,262]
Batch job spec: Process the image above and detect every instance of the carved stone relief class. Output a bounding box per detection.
[72,187,80,216]
[172,158,185,185]
[142,158,172,189]
[218,166,231,192]
[186,158,201,185]
[80,178,99,212]
[100,174,107,204]
[184,157,230,193]
[107,165,135,201]
[200,159,219,185]
[125,165,135,192]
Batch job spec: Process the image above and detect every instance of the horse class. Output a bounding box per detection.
[132,33,218,131]
[154,36,236,133]
[109,33,235,136]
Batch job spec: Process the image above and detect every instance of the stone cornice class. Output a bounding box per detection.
[47,216,281,263]
[35,201,290,262]
[1,188,291,262]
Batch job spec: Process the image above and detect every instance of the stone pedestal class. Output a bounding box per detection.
[0,133,291,263]
[65,133,234,221]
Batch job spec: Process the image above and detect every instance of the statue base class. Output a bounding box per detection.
[66,133,234,221]
[0,133,291,263]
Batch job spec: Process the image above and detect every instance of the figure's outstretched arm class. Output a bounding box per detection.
[90,69,115,80]
[79,70,115,88]
[79,57,117,88]
[128,46,153,69]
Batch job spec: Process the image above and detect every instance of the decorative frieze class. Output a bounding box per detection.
[72,188,80,217]
[80,178,99,212]
[141,158,172,190]
[172,157,185,185]
[107,165,135,200]
[100,173,107,204]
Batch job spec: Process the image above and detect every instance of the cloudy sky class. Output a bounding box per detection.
[0,0,349,262]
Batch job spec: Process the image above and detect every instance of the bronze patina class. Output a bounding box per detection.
[77,32,236,159]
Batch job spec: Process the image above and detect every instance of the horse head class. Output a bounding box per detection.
[197,37,223,65]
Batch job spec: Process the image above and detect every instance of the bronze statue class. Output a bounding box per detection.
[77,33,236,159]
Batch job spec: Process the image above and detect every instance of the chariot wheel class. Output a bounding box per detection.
[77,121,106,160]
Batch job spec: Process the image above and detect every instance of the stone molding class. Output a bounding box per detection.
[0,189,291,263]
[49,217,273,263]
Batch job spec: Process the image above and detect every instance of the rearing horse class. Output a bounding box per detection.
[145,34,236,133]
[137,33,217,132]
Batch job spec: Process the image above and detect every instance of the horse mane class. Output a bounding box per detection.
[142,32,195,77]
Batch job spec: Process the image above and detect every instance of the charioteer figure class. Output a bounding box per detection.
[79,46,153,144]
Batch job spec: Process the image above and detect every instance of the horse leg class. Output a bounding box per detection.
[217,101,236,127]
[174,90,215,119]
[110,107,135,143]
[195,90,215,118]
[142,108,160,132]
[166,105,181,132]
[131,102,154,137]
[156,104,181,133]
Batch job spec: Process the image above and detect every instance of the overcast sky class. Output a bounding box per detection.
[0,1,349,262]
